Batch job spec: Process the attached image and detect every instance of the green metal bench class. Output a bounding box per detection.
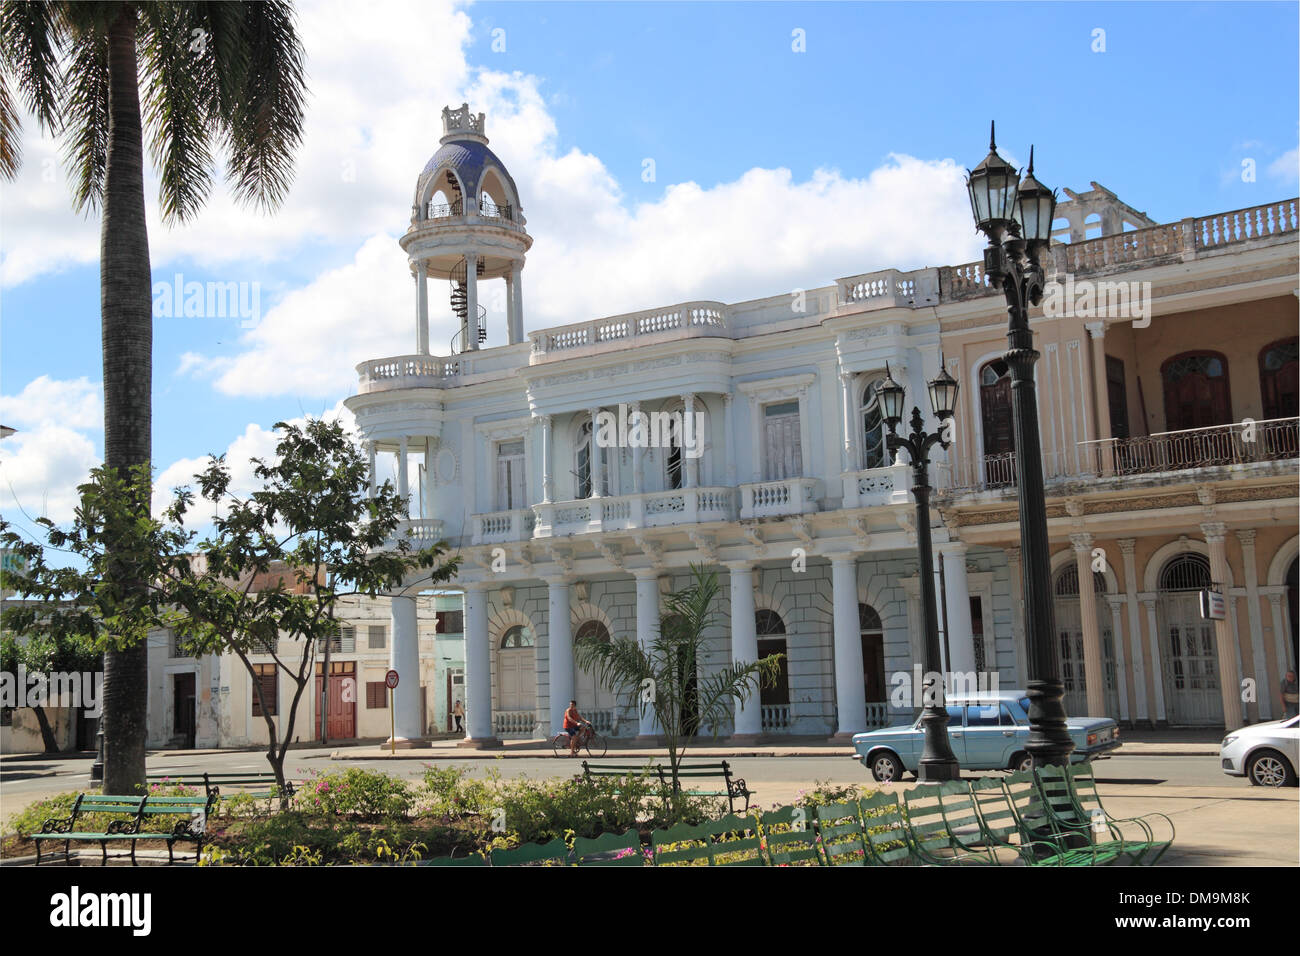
[1048,763,1175,865]
[759,806,824,866]
[999,770,1132,866]
[905,781,1000,866]
[814,800,870,866]
[421,851,488,866]
[651,812,763,866]
[490,836,572,867]
[147,771,296,803]
[857,791,919,866]
[1034,765,1170,865]
[573,828,644,866]
[33,792,213,865]
[581,760,753,812]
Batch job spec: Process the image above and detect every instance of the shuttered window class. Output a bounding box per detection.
[368,625,386,650]
[496,440,527,510]
[763,401,802,480]
[251,664,278,717]
[366,682,388,709]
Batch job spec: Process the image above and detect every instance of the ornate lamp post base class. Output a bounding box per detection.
[917,704,962,781]
[1023,677,1076,767]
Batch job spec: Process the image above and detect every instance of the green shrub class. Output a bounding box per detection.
[5,791,83,838]
[796,779,871,811]
[295,768,412,820]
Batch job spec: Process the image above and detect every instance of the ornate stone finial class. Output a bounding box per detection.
[441,103,487,141]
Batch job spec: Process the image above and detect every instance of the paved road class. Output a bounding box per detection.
[0,747,1257,809]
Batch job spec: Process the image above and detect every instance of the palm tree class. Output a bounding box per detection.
[0,1,306,794]
[575,565,783,809]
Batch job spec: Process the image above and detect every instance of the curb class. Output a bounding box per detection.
[327,748,1219,761]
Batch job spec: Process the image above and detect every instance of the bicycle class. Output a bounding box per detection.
[551,722,607,759]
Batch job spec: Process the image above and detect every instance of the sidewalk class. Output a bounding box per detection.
[326,728,1225,761]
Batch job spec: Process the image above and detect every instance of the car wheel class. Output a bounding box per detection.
[1246,749,1297,788]
[869,752,904,783]
[1010,752,1034,773]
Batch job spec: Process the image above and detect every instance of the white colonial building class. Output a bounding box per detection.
[345,106,1298,747]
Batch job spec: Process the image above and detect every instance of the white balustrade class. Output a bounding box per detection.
[760,703,791,732]
[357,354,462,393]
[529,301,728,357]
[389,518,446,550]
[531,487,736,537]
[493,710,538,738]
[739,477,822,519]
[841,463,911,508]
[865,701,889,729]
[471,509,536,545]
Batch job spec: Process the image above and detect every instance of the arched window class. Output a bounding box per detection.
[1155,553,1220,725]
[1260,338,1299,421]
[1161,352,1231,431]
[1052,565,1116,717]
[574,419,614,499]
[755,608,786,635]
[861,379,888,469]
[574,620,610,645]
[500,625,535,648]
[859,604,886,707]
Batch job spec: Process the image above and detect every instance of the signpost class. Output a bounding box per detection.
[1200,587,1226,622]
[385,669,400,755]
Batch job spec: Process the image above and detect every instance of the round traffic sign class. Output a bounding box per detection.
[385,669,400,689]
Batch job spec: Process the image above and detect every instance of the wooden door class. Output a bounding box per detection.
[763,402,802,480]
[1161,352,1231,431]
[316,662,356,739]
[496,440,526,510]
[1260,339,1299,420]
[173,672,196,748]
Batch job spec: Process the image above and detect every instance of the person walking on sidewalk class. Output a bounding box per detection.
[453,699,465,733]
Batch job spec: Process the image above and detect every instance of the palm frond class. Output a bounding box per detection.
[57,15,107,214]
[0,68,18,179]
[0,0,66,132]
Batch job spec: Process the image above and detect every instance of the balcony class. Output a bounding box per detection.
[841,463,912,508]
[471,509,536,545]
[739,477,822,519]
[529,301,728,361]
[414,197,527,234]
[531,487,737,537]
[940,418,1299,493]
[389,518,446,550]
[357,354,461,394]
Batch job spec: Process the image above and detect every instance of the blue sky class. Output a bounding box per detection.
[1,0,1296,538]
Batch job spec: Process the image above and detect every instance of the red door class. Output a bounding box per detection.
[315,662,356,739]
[1161,352,1231,431]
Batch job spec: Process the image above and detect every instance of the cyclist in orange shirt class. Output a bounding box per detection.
[563,699,586,756]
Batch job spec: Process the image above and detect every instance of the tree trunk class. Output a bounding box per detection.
[99,6,152,796]
[31,705,60,754]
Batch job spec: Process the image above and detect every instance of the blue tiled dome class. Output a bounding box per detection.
[421,138,520,203]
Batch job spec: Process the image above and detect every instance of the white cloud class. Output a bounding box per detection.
[0,375,102,431]
[1268,147,1298,181]
[0,424,99,526]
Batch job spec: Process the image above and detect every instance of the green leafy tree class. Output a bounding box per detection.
[0,631,100,753]
[575,565,782,804]
[1,464,194,764]
[0,0,307,794]
[168,419,459,803]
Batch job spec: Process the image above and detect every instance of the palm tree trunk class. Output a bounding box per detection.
[100,5,152,796]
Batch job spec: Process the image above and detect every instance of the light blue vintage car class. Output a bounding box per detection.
[851,690,1122,782]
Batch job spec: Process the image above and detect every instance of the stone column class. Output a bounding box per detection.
[1237,530,1270,720]
[1141,595,1168,723]
[634,570,662,739]
[589,407,604,497]
[631,402,644,494]
[840,371,858,473]
[540,415,554,503]
[724,393,737,487]
[1006,547,1028,687]
[367,441,377,499]
[504,273,515,346]
[727,563,762,742]
[1202,522,1243,728]
[416,261,429,355]
[682,393,699,488]
[510,262,524,344]
[1106,596,1131,721]
[387,595,422,747]
[939,543,976,676]
[465,251,479,351]
[1085,321,1110,474]
[1119,539,1148,722]
[459,583,500,747]
[1268,593,1295,673]
[424,437,438,520]
[830,554,867,738]
[547,578,574,737]
[1071,532,1107,716]
[397,436,409,513]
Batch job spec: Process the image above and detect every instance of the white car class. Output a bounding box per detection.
[1220,715,1299,787]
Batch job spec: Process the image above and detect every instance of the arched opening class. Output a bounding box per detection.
[860,604,887,725]
[477,167,516,221]
[756,609,790,732]
[425,168,464,218]
[573,418,613,499]
[1156,554,1222,725]
[1083,213,1102,240]
[980,358,1015,485]
[1259,338,1299,421]
[1161,351,1232,432]
[860,378,888,470]
[1052,564,1118,716]
[573,620,616,734]
[496,624,536,735]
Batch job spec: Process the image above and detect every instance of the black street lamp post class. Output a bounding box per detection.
[878,363,962,782]
[966,123,1075,767]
